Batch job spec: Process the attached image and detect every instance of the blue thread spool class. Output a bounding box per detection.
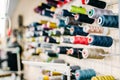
[61,9,74,17]
[98,15,118,28]
[42,9,54,17]
[44,36,57,43]
[88,35,113,47]
[70,26,88,36]
[58,20,66,27]
[74,14,95,24]
[75,69,96,80]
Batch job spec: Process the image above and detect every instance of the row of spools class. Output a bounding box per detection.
[25,0,117,80]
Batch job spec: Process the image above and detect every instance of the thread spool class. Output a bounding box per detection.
[65,17,82,26]
[44,36,57,43]
[67,48,83,59]
[81,0,85,4]
[88,35,113,47]
[47,0,64,7]
[70,26,88,36]
[46,52,58,57]
[42,9,54,17]
[74,14,95,24]
[47,22,57,29]
[61,9,74,17]
[88,8,114,19]
[60,36,73,43]
[49,30,61,36]
[75,69,96,80]
[40,20,48,24]
[40,3,56,11]
[91,75,115,80]
[29,22,41,27]
[82,48,108,59]
[98,15,118,28]
[72,36,89,45]
[70,5,87,14]
[36,48,42,54]
[52,59,65,63]
[60,27,71,35]
[58,20,66,27]
[41,30,49,36]
[56,46,72,54]
[85,0,106,9]
[83,25,109,35]
[34,6,43,14]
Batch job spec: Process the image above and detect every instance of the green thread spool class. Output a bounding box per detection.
[70,5,87,14]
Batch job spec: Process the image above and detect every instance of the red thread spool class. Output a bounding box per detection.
[73,36,89,45]
[81,0,85,4]
[57,1,64,7]
[7,28,12,36]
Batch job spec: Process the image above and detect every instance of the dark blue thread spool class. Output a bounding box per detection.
[58,20,66,27]
[70,26,88,36]
[98,15,118,28]
[75,69,96,80]
[89,35,113,47]
[85,0,106,9]
[61,9,74,17]
[57,46,72,54]
[41,9,54,17]
[44,36,57,43]
[74,14,95,24]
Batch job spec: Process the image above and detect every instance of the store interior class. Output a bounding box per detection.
[0,0,119,80]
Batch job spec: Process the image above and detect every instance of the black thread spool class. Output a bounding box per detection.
[30,22,41,27]
[61,9,74,17]
[68,48,83,59]
[88,35,113,47]
[98,15,118,28]
[44,36,57,43]
[42,9,54,17]
[46,52,59,58]
[74,14,95,24]
[70,26,89,36]
[40,3,53,10]
[56,46,72,54]
[40,30,49,36]
[65,16,82,26]
[60,27,71,35]
[85,0,106,9]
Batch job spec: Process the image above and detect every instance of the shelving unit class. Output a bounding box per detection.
[12,0,120,80]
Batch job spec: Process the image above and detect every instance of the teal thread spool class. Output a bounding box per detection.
[70,5,87,14]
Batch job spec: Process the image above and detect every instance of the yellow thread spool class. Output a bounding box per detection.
[52,71,62,76]
[50,7,56,11]
[40,20,48,24]
[36,48,42,54]
[43,75,49,80]
[47,22,57,28]
[91,75,115,80]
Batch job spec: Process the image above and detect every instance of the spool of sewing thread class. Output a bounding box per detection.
[58,20,66,27]
[91,75,115,80]
[39,3,56,11]
[60,27,71,35]
[47,0,64,7]
[49,29,61,36]
[29,22,41,27]
[72,36,89,45]
[46,52,59,57]
[70,26,88,36]
[98,15,118,28]
[74,14,95,24]
[83,25,109,35]
[82,48,108,59]
[61,9,74,17]
[60,36,73,43]
[88,35,113,47]
[42,9,54,17]
[47,22,57,29]
[88,8,114,19]
[36,48,42,54]
[44,36,57,43]
[81,0,85,4]
[67,48,83,59]
[75,69,96,80]
[56,46,72,54]
[85,0,106,9]
[41,30,49,36]
[70,5,87,14]
[52,59,65,63]
[65,17,82,26]
[34,6,43,14]
[40,20,48,24]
